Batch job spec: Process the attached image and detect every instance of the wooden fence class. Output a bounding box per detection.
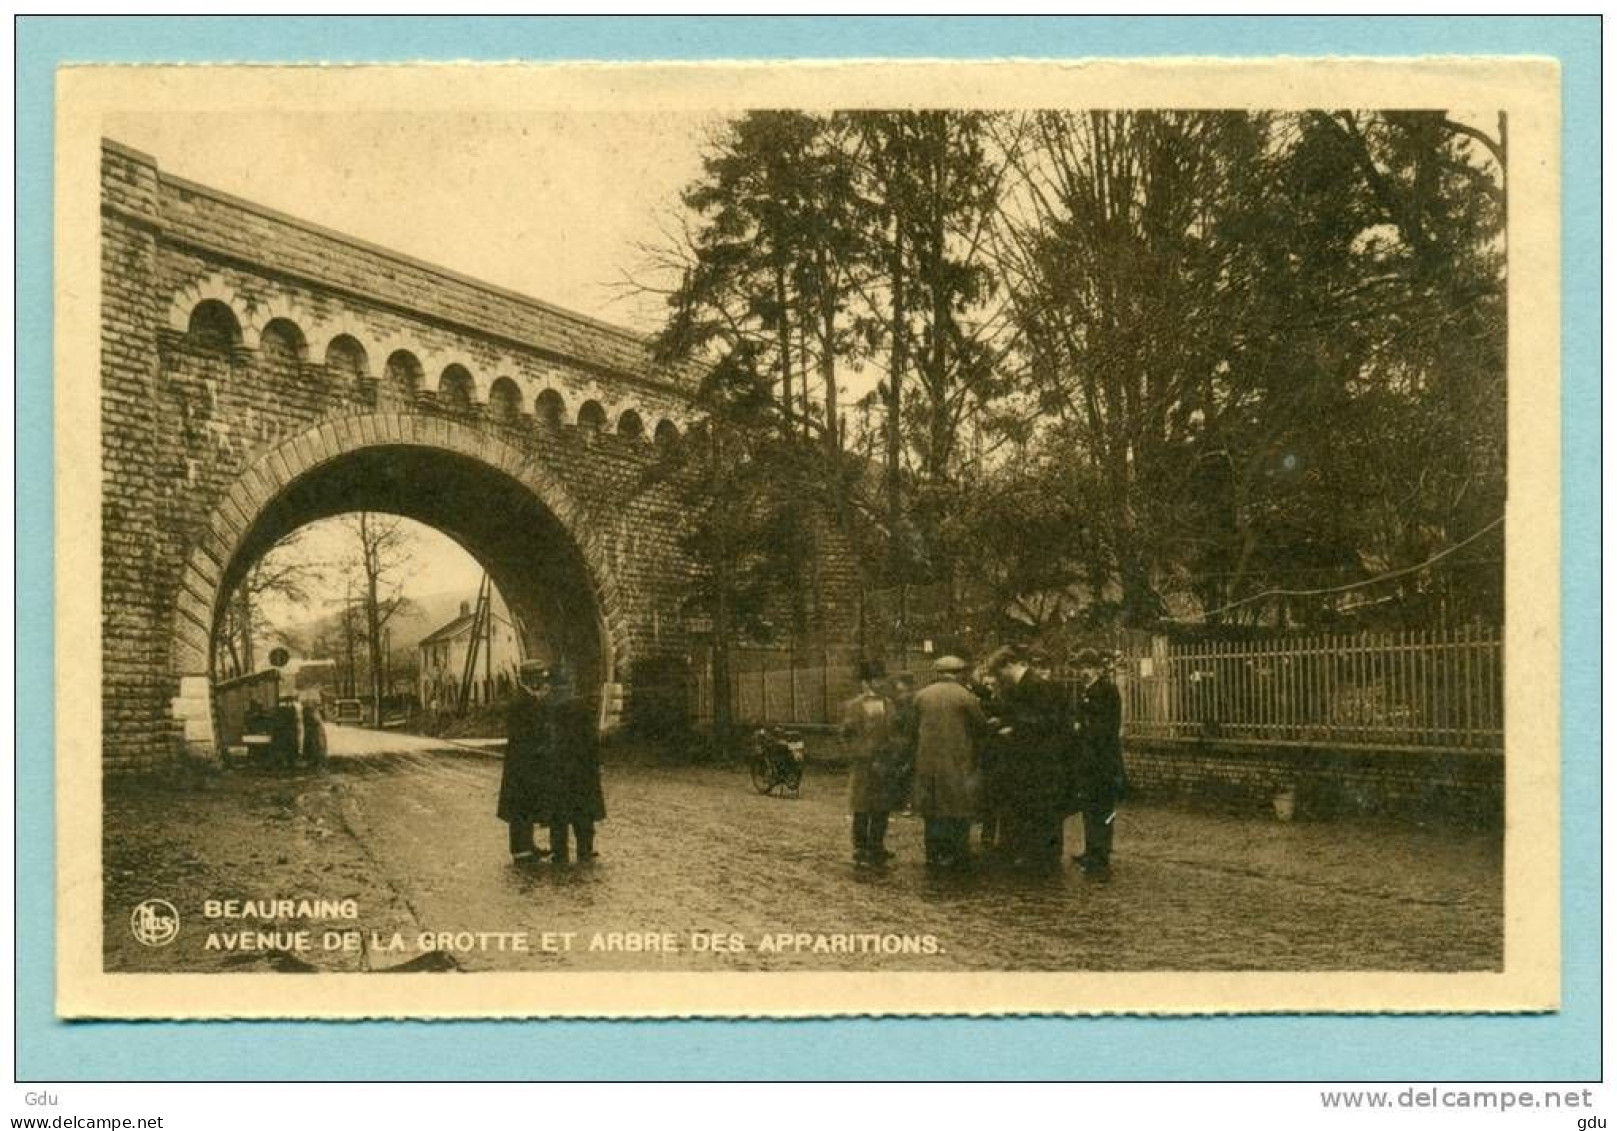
[688,626,1503,755]
[686,647,871,731]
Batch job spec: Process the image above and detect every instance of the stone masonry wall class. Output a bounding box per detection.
[1122,738,1503,825]
[99,139,861,772]
[102,144,177,772]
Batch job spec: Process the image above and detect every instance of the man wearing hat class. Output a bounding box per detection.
[498,660,555,861]
[533,661,606,863]
[1071,649,1126,875]
[984,644,1071,868]
[911,654,991,869]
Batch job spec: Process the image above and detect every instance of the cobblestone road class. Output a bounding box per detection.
[104,731,1501,974]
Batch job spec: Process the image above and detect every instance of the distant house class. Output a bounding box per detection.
[418,599,523,712]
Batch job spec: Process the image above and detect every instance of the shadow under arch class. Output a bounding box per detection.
[171,414,628,755]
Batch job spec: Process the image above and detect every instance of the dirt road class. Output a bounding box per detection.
[103,736,1502,975]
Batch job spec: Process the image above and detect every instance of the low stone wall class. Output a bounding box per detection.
[751,732,1503,825]
[1122,737,1502,826]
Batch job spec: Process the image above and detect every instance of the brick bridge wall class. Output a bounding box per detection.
[100,139,859,772]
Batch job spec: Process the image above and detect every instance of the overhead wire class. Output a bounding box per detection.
[1179,515,1505,623]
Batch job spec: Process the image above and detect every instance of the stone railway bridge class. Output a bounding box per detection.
[100,139,856,772]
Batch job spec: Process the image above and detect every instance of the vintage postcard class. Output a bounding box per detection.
[55,58,1560,1018]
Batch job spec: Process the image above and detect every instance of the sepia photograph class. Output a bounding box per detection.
[53,58,1561,1019]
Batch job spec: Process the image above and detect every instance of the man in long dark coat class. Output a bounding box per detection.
[972,668,1010,855]
[985,645,1071,868]
[498,660,553,862]
[268,696,302,771]
[886,672,919,813]
[535,665,606,863]
[1071,649,1126,875]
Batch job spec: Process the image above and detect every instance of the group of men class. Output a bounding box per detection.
[495,644,1122,873]
[840,646,1125,875]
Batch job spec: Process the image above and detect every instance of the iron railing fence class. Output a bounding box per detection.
[688,626,1503,754]
[1111,626,1501,753]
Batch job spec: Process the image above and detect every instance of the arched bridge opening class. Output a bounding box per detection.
[170,417,629,758]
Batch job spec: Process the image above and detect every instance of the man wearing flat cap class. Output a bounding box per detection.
[911,655,991,869]
[1071,648,1125,875]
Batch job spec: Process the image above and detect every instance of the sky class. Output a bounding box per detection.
[253,516,484,635]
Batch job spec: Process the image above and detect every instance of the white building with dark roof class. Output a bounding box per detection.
[418,598,523,712]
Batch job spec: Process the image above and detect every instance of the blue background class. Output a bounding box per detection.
[15,16,1601,1081]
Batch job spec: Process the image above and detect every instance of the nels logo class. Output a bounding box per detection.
[130,899,180,947]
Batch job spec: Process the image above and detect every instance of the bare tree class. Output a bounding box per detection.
[213,528,325,678]
[340,512,415,726]
[994,109,1504,629]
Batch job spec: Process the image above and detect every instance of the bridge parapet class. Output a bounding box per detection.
[106,139,701,390]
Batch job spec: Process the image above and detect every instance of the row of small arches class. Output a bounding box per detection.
[181,296,683,444]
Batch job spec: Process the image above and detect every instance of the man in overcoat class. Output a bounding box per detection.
[985,645,1071,868]
[911,655,991,869]
[1071,649,1126,875]
[971,666,1009,854]
[840,660,897,865]
[535,664,606,863]
[497,660,553,862]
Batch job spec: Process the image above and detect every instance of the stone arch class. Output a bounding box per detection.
[318,316,375,378]
[383,349,424,398]
[168,273,247,335]
[169,414,629,754]
[535,388,568,428]
[243,294,311,351]
[577,399,607,431]
[616,408,646,441]
[488,377,525,423]
[257,317,308,365]
[428,351,485,402]
[654,418,681,446]
[323,333,370,380]
[438,364,477,412]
